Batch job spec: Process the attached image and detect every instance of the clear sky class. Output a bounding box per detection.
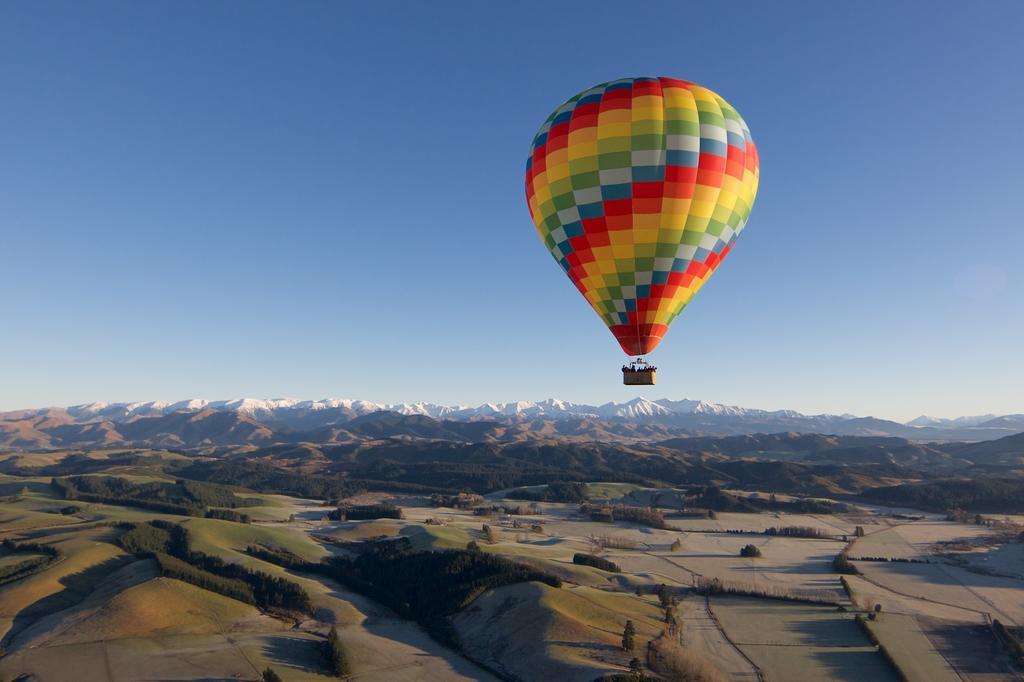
[2,1,1021,420]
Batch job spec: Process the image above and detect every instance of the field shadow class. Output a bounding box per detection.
[786,615,866,647]
[730,553,836,574]
[261,633,332,675]
[549,639,619,653]
[924,619,1017,676]
[0,481,55,495]
[18,524,119,544]
[3,554,135,647]
[302,573,497,679]
[522,537,564,546]
[861,559,1019,591]
[812,649,899,680]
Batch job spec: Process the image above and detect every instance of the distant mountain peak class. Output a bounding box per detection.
[8,397,1019,446]
[907,414,1000,428]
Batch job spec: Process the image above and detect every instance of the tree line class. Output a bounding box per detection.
[52,475,261,518]
[573,552,621,573]
[861,477,1024,514]
[327,503,403,521]
[690,485,843,514]
[508,481,589,503]
[176,460,367,501]
[0,538,61,586]
[249,535,561,646]
[579,502,670,529]
[116,521,311,614]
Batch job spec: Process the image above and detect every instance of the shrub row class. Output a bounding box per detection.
[993,619,1024,667]
[327,504,403,521]
[694,576,838,604]
[572,552,621,573]
[0,539,61,586]
[579,502,669,529]
[855,614,910,682]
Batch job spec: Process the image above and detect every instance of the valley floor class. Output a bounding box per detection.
[0,475,1021,681]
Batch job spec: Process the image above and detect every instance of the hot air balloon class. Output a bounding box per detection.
[525,77,759,385]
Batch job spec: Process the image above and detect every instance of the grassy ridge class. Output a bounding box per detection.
[117,521,311,614]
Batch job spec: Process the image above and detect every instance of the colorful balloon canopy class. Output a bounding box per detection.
[525,77,759,356]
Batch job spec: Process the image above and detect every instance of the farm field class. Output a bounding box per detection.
[854,559,1024,625]
[864,612,960,682]
[850,521,994,560]
[0,463,1019,681]
[709,595,901,682]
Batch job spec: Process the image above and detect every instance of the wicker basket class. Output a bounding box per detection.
[623,369,656,385]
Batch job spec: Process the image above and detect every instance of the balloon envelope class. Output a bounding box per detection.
[525,77,759,355]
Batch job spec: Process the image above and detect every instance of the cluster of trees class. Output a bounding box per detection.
[51,475,260,518]
[851,555,928,564]
[53,477,197,516]
[647,632,726,682]
[688,486,842,515]
[153,552,257,604]
[246,544,309,570]
[655,584,676,608]
[358,459,569,493]
[498,503,533,516]
[177,478,261,508]
[0,539,61,586]
[832,549,860,575]
[116,521,311,614]
[204,508,252,523]
[739,544,762,558]
[638,581,679,638]
[176,460,366,501]
[579,503,669,529]
[589,534,639,550]
[763,525,829,539]
[183,551,310,613]
[326,540,561,621]
[327,504,403,521]
[429,492,484,509]
[472,503,537,518]
[573,552,621,573]
[253,535,561,644]
[508,481,589,503]
[861,477,1024,514]
[1,538,60,558]
[693,576,838,604]
[117,522,181,555]
[325,626,350,676]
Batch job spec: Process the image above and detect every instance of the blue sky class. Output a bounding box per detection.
[1,1,1021,420]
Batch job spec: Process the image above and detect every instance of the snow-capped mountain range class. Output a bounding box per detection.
[2,397,1022,449]
[52,397,1022,438]
[62,396,830,422]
